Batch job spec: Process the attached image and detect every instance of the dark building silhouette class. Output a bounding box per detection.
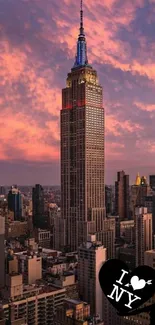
[145,195,155,234]
[150,175,155,191]
[0,187,5,195]
[115,171,129,220]
[8,186,23,220]
[119,246,135,271]
[61,0,105,251]
[0,216,5,288]
[32,184,47,229]
[105,186,113,216]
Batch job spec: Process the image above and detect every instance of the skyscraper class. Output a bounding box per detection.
[144,195,155,234]
[32,184,46,229]
[8,186,23,221]
[131,173,151,216]
[61,0,105,251]
[78,235,106,320]
[135,207,152,266]
[0,216,5,288]
[115,170,129,221]
[150,175,155,191]
[105,185,113,216]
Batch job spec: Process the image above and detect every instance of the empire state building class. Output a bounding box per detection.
[61,0,105,252]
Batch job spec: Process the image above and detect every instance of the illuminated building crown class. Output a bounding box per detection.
[73,0,90,68]
[135,172,141,186]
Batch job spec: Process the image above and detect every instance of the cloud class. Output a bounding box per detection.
[136,139,155,154]
[0,110,59,161]
[135,101,155,112]
[106,114,143,136]
[0,0,155,184]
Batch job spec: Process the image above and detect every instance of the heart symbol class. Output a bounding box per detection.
[131,276,146,291]
[99,259,155,315]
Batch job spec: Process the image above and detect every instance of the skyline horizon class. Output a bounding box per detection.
[0,168,154,187]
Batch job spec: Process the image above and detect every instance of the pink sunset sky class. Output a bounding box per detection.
[0,0,155,185]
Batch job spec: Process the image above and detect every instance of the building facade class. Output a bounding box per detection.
[144,195,155,234]
[120,220,134,244]
[5,221,28,239]
[115,171,129,221]
[35,228,51,249]
[0,216,5,288]
[78,235,106,320]
[97,218,115,259]
[3,280,66,325]
[150,175,155,191]
[135,207,152,266]
[54,299,104,325]
[32,184,47,229]
[8,186,23,221]
[105,186,113,216]
[131,174,151,216]
[18,254,42,285]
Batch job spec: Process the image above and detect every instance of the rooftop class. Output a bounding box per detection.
[64,298,88,305]
[145,250,155,254]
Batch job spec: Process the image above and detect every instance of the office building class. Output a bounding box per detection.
[8,186,23,221]
[120,220,134,244]
[145,195,155,234]
[78,235,106,320]
[0,216,5,288]
[105,186,112,216]
[115,171,129,220]
[61,0,105,251]
[150,175,155,191]
[52,210,66,251]
[131,174,151,216]
[97,218,115,259]
[34,228,51,248]
[0,187,5,195]
[32,184,47,229]
[134,207,152,266]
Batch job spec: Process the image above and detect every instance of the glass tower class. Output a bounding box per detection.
[8,186,23,220]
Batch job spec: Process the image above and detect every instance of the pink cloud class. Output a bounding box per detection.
[135,101,155,112]
[106,114,143,136]
[106,142,125,159]
[0,110,59,161]
[136,139,155,153]
[0,41,61,117]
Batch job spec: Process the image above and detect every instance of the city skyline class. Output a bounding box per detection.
[1,0,155,185]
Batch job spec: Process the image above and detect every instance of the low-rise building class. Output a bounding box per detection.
[54,299,104,325]
[2,274,66,325]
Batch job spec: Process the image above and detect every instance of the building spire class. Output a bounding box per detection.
[80,0,84,35]
[73,0,89,68]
